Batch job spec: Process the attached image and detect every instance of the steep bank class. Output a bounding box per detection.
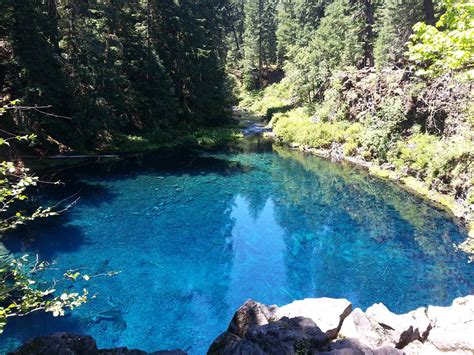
[240,68,473,255]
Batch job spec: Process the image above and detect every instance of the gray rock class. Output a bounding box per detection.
[245,316,330,354]
[320,338,404,355]
[207,332,265,355]
[10,333,99,355]
[10,333,186,355]
[275,298,352,339]
[365,303,431,348]
[227,299,278,338]
[339,308,395,349]
[425,295,474,353]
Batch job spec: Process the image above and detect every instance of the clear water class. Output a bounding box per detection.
[1,139,473,354]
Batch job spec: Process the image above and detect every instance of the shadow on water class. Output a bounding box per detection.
[48,149,256,181]
[2,222,86,259]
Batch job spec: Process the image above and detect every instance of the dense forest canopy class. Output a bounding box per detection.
[0,0,472,152]
[0,0,231,150]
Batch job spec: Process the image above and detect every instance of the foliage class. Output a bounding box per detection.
[0,255,88,333]
[408,0,474,77]
[272,108,362,149]
[0,0,231,151]
[242,0,278,89]
[0,101,89,333]
[374,0,424,66]
[284,0,364,103]
[240,80,293,117]
[361,98,407,161]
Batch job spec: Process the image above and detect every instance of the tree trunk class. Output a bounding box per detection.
[47,0,59,51]
[423,0,435,26]
[146,0,152,48]
[258,0,263,88]
[363,0,374,67]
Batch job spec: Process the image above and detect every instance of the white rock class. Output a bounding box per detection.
[365,303,431,347]
[425,295,474,353]
[275,297,352,339]
[338,308,395,348]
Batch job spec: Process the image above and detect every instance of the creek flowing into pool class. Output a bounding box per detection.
[1,136,473,354]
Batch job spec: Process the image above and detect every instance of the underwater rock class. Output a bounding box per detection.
[275,298,352,339]
[10,332,186,355]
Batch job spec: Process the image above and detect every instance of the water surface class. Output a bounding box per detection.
[1,140,472,353]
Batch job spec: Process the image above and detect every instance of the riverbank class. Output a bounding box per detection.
[268,136,474,257]
[239,67,473,257]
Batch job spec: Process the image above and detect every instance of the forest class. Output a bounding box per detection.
[0,0,473,354]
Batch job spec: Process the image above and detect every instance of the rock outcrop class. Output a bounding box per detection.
[11,296,474,355]
[209,295,474,354]
[275,298,352,340]
[10,332,186,355]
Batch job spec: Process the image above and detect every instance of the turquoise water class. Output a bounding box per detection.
[1,140,473,354]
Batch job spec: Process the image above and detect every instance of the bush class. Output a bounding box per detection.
[361,98,406,161]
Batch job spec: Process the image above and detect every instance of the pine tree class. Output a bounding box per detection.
[374,0,423,67]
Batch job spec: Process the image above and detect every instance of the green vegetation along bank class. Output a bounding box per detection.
[228,0,473,254]
[241,69,473,254]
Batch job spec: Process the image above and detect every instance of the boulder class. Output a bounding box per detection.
[365,303,431,348]
[245,316,330,354]
[207,332,265,355]
[10,333,186,355]
[402,340,445,354]
[338,308,395,349]
[320,338,404,355]
[275,298,352,339]
[425,295,474,353]
[227,299,278,338]
[209,316,330,355]
[11,333,99,355]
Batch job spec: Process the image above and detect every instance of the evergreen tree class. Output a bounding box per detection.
[285,0,364,102]
[242,0,278,89]
[374,0,423,67]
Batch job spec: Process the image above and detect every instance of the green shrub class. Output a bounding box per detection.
[388,133,440,176]
[361,98,406,161]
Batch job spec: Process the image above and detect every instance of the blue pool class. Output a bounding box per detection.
[1,141,473,353]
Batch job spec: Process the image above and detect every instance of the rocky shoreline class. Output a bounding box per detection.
[209,296,474,354]
[266,135,474,259]
[11,295,474,354]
